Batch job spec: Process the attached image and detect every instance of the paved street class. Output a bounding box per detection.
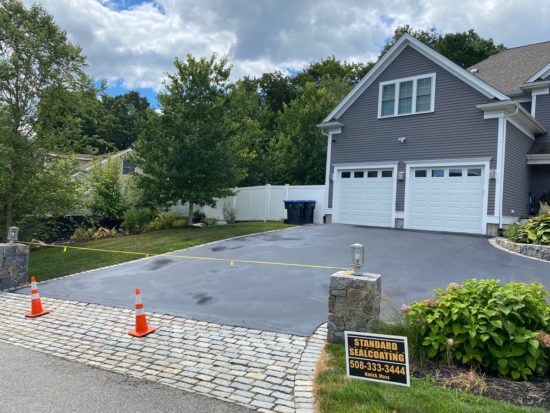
[0,292,325,413]
[0,341,252,413]
[18,225,550,335]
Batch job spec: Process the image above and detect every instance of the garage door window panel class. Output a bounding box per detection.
[468,168,482,177]
[342,171,351,178]
[449,169,463,177]
[431,169,444,177]
[367,171,378,178]
[354,171,364,178]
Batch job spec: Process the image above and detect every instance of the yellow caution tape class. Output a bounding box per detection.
[21,241,347,271]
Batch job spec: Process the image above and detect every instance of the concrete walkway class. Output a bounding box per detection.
[0,341,252,413]
[0,292,325,413]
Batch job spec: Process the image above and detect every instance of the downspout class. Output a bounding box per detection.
[499,105,519,229]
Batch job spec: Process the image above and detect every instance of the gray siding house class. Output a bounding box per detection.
[319,34,550,235]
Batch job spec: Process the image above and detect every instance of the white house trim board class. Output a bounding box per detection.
[332,162,398,227]
[527,154,550,165]
[403,158,491,235]
[324,131,334,213]
[494,115,506,227]
[322,33,509,123]
[531,87,550,117]
[527,63,550,83]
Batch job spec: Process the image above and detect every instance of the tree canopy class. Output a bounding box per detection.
[133,55,238,218]
[0,0,88,235]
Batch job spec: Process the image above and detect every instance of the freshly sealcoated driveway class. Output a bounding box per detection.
[19,225,549,336]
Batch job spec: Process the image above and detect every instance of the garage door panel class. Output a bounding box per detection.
[336,169,394,227]
[409,166,484,234]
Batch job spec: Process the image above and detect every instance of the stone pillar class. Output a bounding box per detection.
[0,243,29,290]
[327,270,381,343]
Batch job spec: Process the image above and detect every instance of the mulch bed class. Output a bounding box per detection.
[414,362,549,410]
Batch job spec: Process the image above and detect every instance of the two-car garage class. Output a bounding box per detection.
[333,162,487,234]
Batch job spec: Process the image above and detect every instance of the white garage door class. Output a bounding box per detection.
[409,166,484,233]
[336,169,394,227]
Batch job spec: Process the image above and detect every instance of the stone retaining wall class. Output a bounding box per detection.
[0,243,29,290]
[495,238,550,261]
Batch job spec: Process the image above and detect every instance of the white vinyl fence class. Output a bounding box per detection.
[173,184,325,224]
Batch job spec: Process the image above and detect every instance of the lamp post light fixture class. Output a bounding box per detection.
[7,226,19,243]
[350,243,364,275]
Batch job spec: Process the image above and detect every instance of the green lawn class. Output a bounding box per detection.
[29,221,291,281]
[315,343,545,413]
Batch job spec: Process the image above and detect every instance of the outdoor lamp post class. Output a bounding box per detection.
[350,243,364,275]
[7,226,19,243]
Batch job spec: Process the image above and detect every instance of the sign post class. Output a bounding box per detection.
[345,331,410,386]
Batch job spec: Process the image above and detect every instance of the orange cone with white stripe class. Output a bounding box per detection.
[25,277,50,318]
[128,288,156,337]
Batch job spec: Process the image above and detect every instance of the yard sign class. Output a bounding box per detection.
[345,331,410,386]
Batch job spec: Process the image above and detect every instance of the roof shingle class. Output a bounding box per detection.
[469,41,550,96]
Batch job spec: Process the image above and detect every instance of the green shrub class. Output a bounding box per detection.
[121,208,154,234]
[205,217,218,226]
[192,210,206,224]
[405,279,550,380]
[145,212,187,231]
[71,226,118,241]
[71,227,95,241]
[523,214,550,245]
[503,223,527,243]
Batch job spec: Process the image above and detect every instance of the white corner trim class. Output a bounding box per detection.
[324,131,334,213]
[403,158,491,235]
[322,33,508,123]
[494,115,506,228]
[527,63,550,83]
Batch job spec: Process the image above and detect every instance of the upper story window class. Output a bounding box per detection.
[378,73,436,118]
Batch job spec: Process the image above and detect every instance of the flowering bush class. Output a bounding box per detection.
[405,279,550,380]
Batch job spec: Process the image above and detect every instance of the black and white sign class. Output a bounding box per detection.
[345,331,410,386]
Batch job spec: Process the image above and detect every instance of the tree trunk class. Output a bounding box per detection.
[188,200,194,226]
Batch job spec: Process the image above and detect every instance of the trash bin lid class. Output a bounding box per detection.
[284,200,316,203]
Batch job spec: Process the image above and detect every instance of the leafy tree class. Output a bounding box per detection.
[98,91,151,151]
[133,54,237,220]
[293,56,373,88]
[436,29,505,68]
[0,0,88,236]
[35,79,107,154]
[381,25,505,68]
[270,78,350,185]
[86,159,127,220]
[227,79,271,186]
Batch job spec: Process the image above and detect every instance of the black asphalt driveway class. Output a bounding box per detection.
[18,225,549,336]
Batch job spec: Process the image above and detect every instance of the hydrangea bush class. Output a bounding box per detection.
[404,279,550,380]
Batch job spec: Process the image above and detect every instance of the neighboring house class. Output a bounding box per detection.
[72,148,136,178]
[318,34,550,235]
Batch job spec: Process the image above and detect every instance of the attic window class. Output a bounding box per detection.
[379,73,436,118]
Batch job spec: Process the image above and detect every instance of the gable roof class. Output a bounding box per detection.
[469,41,550,96]
[321,33,509,125]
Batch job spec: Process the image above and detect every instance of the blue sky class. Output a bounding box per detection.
[27,0,550,109]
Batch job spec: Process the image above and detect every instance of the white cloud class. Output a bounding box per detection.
[25,0,550,91]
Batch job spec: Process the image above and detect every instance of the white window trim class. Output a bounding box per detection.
[378,73,436,119]
[403,158,491,235]
[324,127,341,214]
[332,162,398,227]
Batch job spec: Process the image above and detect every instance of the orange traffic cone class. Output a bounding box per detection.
[128,288,156,337]
[25,277,50,318]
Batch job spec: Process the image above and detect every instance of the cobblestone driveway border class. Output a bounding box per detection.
[0,292,325,413]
